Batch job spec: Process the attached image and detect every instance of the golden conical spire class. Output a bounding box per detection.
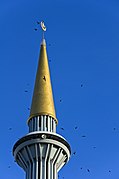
[28,38,57,124]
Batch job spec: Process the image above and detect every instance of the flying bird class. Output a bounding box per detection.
[60,127,64,130]
[74,126,78,130]
[37,21,40,24]
[27,108,30,110]
[81,84,83,87]
[81,135,86,138]
[9,128,12,130]
[24,90,28,92]
[87,169,90,172]
[43,76,46,81]
[73,152,76,155]
[34,28,38,31]
[60,99,62,102]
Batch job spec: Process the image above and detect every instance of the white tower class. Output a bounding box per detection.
[13,27,71,179]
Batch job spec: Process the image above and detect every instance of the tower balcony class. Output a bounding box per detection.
[13,132,71,179]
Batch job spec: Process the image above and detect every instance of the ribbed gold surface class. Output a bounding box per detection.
[28,40,57,123]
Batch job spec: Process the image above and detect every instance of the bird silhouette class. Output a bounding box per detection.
[60,127,64,130]
[9,128,12,130]
[24,90,28,92]
[93,146,96,149]
[75,126,78,130]
[34,28,38,31]
[73,152,76,155]
[81,84,83,87]
[81,135,86,138]
[43,76,46,81]
[27,108,30,110]
[109,170,111,173]
[37,21,40,24]
[87,169,90,172]
[60,99,62,102]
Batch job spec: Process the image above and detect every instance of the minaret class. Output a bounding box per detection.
[13,22,71,179]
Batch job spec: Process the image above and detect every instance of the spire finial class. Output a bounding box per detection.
[40,21,46,40]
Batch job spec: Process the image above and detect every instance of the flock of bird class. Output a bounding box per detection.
[6,23,115,178]
[7,74,115,178]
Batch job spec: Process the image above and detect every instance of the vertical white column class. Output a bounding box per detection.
[39,144,42,179]
[50,117,52,132]
[34,117,36,131]
[47,144,53,179]
[41,116,43,131]
[53,120,56,133]
[48,116,50,132]
[37,116,39,131]
[35,144,38,179]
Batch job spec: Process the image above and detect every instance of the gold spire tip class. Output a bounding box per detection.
[28,34,58,124]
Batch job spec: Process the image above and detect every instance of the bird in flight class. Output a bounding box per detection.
[81,135,86,138]
[34,28,38,31]
[37,21,40,24]
[81,84,83,87]
[43,76,46,81]
[24,90,28,92]
[60,127,64,130]
[60,99,62,102]
[87,169,90,172]
[27,108,30,110]
[75,126,78,130]
[73,152,76,155]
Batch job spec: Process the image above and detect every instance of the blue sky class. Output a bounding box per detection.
[0,0,119,178]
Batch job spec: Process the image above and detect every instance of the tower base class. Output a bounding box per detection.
[13,132,71,179]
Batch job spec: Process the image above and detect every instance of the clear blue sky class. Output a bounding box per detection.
[0,0,119,178]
